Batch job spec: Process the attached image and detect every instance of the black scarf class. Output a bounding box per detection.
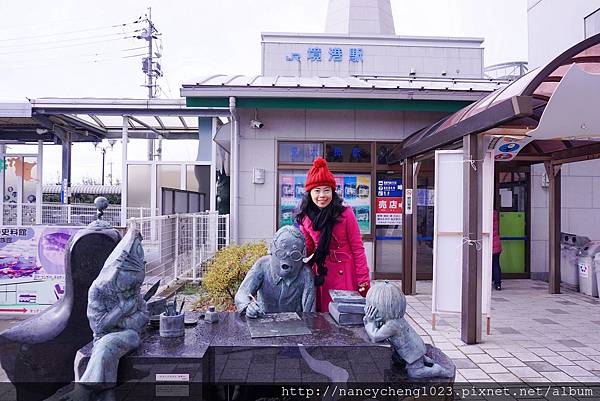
[306,201,340,287]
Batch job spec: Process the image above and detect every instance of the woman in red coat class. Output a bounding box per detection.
[295,157,371,312]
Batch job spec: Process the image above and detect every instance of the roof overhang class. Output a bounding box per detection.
[0,97,230,143]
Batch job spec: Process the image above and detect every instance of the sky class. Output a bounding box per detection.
[0,0,528,184]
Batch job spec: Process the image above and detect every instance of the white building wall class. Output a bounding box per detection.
[528,0,600,279]
[236,107,446,245]
[528,0,600,68]
[262,34,484,79]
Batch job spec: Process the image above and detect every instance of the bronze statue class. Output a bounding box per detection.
[363,281,453,379]
[235,226,315,317]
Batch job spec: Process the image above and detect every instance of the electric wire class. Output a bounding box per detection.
[0,29,142,50]
[0,21,140,43]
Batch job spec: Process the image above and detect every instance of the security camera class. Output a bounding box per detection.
[249,119,264,129]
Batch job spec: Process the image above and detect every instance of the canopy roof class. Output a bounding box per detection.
[397,32,600,163]
[0,98,229,143]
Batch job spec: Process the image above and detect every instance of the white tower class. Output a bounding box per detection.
[325,0,395,35]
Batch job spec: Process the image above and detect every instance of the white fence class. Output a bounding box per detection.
[128,212,230,293]
[0,203,154,227]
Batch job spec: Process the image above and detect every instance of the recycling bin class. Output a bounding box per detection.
[577,241,600,297]
[560,233,589,291]
[595,256,600,298]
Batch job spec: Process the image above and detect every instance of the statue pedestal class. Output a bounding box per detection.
[73,312,455,400]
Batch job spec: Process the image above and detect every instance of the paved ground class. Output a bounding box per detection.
[406,279,600,384]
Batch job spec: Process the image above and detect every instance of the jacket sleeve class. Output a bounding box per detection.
[344,208,371,286]
[298,218,316,258]
[302,267,316,312]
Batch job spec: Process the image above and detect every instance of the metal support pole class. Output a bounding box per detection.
[402,158,416,295]
[36,141,43,224]
[192,216,198,281]
[229,97,239,244]
[61,132,71,205]
[545,162,561,294]
[174,216,179,282]
[121,117,129,227]
[0,144,5,226]
[461,134,483,344]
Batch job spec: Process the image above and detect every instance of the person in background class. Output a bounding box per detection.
[492,210,502,290]
[295,157,371,312]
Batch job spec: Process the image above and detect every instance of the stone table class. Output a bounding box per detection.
[74,312,455,400]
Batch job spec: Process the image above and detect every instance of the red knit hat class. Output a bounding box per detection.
[305,157,336,192]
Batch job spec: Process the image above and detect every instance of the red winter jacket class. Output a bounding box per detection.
[493,211,502,255]
[299,207,371,312]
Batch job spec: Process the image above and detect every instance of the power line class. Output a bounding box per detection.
[0,29,142,50]
[3,47,148,66]
[0,21,140,43]
[0,35,139,56]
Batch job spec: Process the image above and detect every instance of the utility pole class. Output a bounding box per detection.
[137,7,163,160]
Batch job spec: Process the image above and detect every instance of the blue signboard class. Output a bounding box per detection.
[376,179,402,197]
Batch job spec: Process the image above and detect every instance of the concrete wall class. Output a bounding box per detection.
[236,107,447,245]
[528,0,600,68]
[530,160,600,279]
[528,0,600,279]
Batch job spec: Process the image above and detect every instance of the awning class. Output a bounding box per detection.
[397,32,600,162]
[42,184,121,195]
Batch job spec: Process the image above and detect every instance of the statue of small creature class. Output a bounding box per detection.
[363,281,453,379]
[235,225,315,317]
[56,228,149,401]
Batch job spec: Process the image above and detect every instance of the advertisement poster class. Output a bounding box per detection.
[279,173,371,234]
[0,226,81,315]
[376,179,403,225]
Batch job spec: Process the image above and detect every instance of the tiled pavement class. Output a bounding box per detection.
[404,279,600,384]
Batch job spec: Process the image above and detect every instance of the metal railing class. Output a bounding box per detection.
[484,61,529,81]
[0,203,154,227]
[128,212,230,293]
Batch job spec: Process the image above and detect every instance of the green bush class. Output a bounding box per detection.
[195,241,268,311]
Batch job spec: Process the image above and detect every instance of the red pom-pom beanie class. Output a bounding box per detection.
[305,157,336,192]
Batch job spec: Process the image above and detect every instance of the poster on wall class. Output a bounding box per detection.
[279,173,371,234]
[0,226,81,315]
[376,179,402,225]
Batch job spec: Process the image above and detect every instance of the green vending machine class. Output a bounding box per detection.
[499,212,526,274]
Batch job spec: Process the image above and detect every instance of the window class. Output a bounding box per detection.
[325,143,371,163]
[278,142,322,164]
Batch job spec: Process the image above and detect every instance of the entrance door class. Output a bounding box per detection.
[497,170,530,277]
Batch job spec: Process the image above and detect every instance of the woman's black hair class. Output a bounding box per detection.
[295,190,346,286]
[294,190,345,226]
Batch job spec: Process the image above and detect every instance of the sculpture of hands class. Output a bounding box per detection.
[245,301,265,318]
[118,296,137,317]
[363,304,382,326]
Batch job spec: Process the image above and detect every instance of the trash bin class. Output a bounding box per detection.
[561,233,589,291]
[595,257,600,298]
[577,241,600,297]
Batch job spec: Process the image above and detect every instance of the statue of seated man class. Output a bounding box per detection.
[235,225,315,318]
[363,281,453,379]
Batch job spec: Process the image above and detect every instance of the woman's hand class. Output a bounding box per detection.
[358,282,370,297]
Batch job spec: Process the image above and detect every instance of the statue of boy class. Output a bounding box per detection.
[235,226,315,318]
[363,281,453,379]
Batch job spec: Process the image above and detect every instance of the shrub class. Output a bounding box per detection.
[196,241,268,311]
